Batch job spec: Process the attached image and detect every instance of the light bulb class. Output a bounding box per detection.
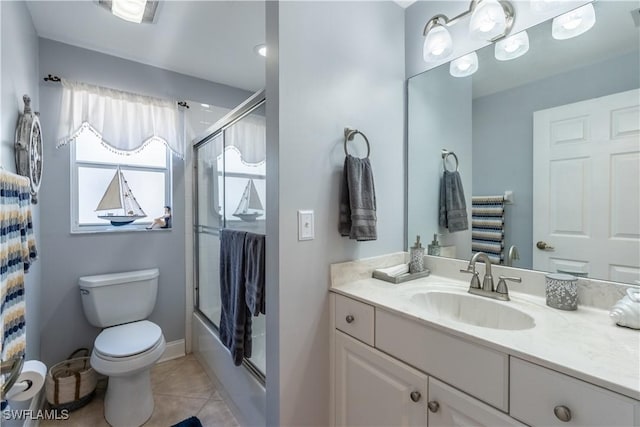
[552,3,596,40]
[530,0,562,13]
[469,0,507,40]
[423,24,453,62]
[450,52,479,78]
[495,31,530,61]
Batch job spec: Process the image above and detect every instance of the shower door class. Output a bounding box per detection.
[194,92,266,379]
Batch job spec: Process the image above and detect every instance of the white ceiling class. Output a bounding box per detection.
[26,1,266,91]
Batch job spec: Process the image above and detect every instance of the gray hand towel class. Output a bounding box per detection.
[244,232,266,316]
[219,229,252,366]
[439,170,468,232]
[339,155,377,241]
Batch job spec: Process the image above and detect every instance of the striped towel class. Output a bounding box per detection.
[471,195,505,264]
[1,170,37,361]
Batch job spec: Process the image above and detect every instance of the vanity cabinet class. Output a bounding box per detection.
[335,331,428,426]
[331,292,640,427]
[428,377,524,427]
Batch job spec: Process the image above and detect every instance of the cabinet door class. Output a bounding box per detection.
[335,331,428,427]
[428,377,525,427]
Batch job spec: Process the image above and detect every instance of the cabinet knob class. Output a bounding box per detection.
[554,405,572,422]
[410,391,421,402]
[427,401,439,413]
[345,315,355,324]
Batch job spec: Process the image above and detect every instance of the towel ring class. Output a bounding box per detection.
[441,149,459,172]
[344,128,370,159]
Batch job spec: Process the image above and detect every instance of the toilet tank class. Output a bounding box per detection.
[79,268,159,328]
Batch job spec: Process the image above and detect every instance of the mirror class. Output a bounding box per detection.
[407,1,640,285]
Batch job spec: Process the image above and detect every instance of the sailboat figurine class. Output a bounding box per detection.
[233,179,263,222]
[96,166,147,226]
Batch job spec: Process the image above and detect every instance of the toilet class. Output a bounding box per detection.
[79,268,166,427]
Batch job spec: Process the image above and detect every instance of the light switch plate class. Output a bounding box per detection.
[298,210,315,241]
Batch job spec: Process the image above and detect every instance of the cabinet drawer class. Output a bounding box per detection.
[510,357,639,426]
[376,309,508,411]
[335,294,375,346]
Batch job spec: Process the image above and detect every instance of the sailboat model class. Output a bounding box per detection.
[233,179,263,222]
[96,166,147,226]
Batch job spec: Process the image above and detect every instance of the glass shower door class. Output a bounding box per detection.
[194,96,266,379]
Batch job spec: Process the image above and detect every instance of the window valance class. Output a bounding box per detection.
[56,79,184,158]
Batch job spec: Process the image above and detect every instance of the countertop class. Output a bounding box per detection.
[331,274,640,401]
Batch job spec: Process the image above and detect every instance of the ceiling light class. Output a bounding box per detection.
[423,18,453,62]
[98,0,159,24]
[254,44,267,57]
[469,0,514,41]
[552,3,596,40]
[450,52,479,77]
[495,31,529,60]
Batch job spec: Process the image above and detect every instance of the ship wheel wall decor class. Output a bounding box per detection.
[15,95,43,204]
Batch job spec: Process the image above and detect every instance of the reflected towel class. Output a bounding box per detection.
[339,155,377,241]
[439,170,468,232]
[219,229,252,366]
[244,232,266,316]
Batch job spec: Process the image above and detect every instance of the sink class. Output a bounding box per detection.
[410,291,535,330]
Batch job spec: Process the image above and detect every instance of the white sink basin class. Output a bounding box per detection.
[410,291,535,330]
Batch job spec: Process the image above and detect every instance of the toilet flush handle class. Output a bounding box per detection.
[80,288,90,295]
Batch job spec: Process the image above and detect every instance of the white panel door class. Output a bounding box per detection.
[533,89,640,282]
[334,331,428,427]
[428,377,524,427]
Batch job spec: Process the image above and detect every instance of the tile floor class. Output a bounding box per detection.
[41,355,239,427]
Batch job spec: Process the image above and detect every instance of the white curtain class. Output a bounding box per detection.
[56,79,185,158]
[223,114,266,165]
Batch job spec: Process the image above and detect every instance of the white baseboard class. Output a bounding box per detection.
[157,339,185,363]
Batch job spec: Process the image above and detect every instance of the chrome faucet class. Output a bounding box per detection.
[461,252,521,301]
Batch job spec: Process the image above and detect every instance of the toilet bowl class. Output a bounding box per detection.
[91,321,166,427]
[79,269,165,427]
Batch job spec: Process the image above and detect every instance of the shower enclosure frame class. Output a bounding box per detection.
[192,89,266,384]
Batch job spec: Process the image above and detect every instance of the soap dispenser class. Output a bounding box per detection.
[409,235,425,273]
[428,234,441,256]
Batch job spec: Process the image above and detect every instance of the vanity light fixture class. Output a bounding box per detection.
[494,30,529,60]
[98,0,159,24]
[423,17,454,62]
[450,52,479,77]
[530,0,563,14]
[469,0,514,41]
[422,0,515,64]
[552,3,596,40]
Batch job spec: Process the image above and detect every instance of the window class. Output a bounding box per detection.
[71,128,172,233]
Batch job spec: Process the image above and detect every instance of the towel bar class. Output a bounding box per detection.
[344,128,370,159]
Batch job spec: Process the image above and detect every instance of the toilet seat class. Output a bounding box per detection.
[95,320,162,358]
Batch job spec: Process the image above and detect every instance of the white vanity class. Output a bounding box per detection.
[329,253,640,427]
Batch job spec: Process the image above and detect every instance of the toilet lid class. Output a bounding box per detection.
[95,320,162,358]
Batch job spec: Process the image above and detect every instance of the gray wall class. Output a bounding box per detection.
[472,51,640,269]
[408,64,472,259]
[265,2,405,425]
[1,0,42,364]
[38,39,251,367]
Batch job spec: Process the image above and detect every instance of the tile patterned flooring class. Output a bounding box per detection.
[41,355,239,427]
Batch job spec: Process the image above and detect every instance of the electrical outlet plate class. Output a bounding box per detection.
[298,210,314,241]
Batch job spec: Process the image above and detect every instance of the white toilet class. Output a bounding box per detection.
[79,268,166,427]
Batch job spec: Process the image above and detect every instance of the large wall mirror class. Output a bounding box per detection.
[407,1,640,285]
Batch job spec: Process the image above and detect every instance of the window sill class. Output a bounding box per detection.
[71,224,173,235]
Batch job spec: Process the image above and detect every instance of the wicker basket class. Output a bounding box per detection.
[45,348,97,411]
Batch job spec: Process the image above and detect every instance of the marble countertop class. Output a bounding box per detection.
[331,274,640,401]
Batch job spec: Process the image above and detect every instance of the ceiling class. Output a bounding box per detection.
[26,1,266,91]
